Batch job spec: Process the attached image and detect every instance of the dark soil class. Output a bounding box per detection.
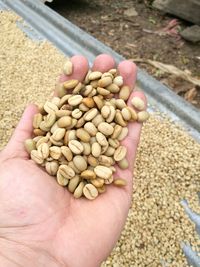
[47,0,200,108]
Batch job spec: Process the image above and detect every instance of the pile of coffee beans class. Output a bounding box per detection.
[25,61,149,200]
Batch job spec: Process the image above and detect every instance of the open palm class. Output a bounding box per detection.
[0,54,146,267]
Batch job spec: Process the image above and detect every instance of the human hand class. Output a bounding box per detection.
[0,54,146,267]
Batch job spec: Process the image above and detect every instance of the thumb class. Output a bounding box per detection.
[5,104,38,158]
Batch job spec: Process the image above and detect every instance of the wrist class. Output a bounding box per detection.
[0,237,64,267]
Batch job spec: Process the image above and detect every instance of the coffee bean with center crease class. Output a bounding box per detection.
[68,140,84,154]
[83,184,99,200]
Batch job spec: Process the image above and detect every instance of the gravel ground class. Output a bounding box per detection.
[1,11,200,267]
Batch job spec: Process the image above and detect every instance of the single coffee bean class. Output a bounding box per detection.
[61,146,73,161]
[50,146,62,159]
[64,129,77,145]
[50,121,59,134]
[57,116,72,128]
[127,107,137,121]
[33,113,43,129]
[72,109,82,119]
[56,83,66,98]
[79,103,89,113]
[91,142,101,158]
[114,145,127,161]
[94,165,112,179]
[117,127,129,141]
[73,181,85,198]
[52,128,65,141]
[92,114,105,127]
[59,95,72,107]
[111,124,122,139]
[81,170,96,180]
[98,122,114,136]
[96,132,108,146]
[108,138,120,149]
[31,150,44,164]
[73,155,87,171]
[93,95,104,110]
[115,111,127,127]
[76,128,90,143]
[68,118,77,130]
[83,184,99,200]
[113,178,127,187]
[63,60,73,75]
[33,136,43,143]
[109,68,117,75]
[81,142,91,155]
[104,146,115,157]
[119,85,131,101]
[89,71,102,80]
[44,101,58,114]
[101,105,110,119]
[97,185,106,194]
[76,117,85,128]
[106,105,116,123]
[82,97,95,108]
[63,79,79,90]
[45,161,59,176]
[68,140,84,154]
[82,85,93,96]
[90,178,104,188]
[113,76,123,87]
[39,121,50,132]
[131,96,145,111]
[98,76,112,87]
[58,164,75,179]
[121,107,132,121]
[68,95,83,106]
[117,158,129,169]
[68,175,80,193]
[24,139,36,153]
[97,87,110,96]
[84,122,98,136]
[137,111,149,122]
[44,112,56,128]
[84,108,98,121]
[98,155,114,167]
[88,155,99,167]
[115,99,126,110]
[37,143,49,159]
[57,171,69,186]
[50,136,63,147]
[106,83,120,93]
[104,175,114,185]
[88,88,96,97]
[36,134,50,148]
[101,72,113,79]
[73,82,83,94]
[84,70,92,84]
[51,97,60,107]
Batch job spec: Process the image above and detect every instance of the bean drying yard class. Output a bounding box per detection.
[0,10,200,267]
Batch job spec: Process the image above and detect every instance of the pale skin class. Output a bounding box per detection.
[0,54,146,267]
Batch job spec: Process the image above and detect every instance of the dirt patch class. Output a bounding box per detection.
[47,0,200,108]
